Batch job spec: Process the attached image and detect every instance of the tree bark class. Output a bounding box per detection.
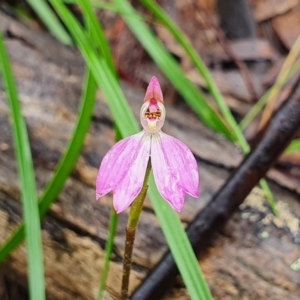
[0,8,299,300]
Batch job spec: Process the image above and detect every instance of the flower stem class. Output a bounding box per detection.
[121,161,152,299]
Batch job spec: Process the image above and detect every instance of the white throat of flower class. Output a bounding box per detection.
[140,101,166,133]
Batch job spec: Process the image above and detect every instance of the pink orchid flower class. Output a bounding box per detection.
[96,77,199,213]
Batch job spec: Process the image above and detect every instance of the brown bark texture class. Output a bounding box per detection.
[0,9,299,300]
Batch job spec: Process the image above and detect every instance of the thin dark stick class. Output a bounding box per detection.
[131,80,300,300]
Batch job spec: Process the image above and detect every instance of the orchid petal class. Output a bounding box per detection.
[113,133,151,213]
[96,132,145,199]
[151,132,199,212]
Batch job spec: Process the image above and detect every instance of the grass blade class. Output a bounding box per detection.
[0,32,46,300]
[259,179,278,216]
[140,0,248,151]
[259,34,300,129]
[79,4,120,297]
[148,175,213,300]
[47,2,213,298]
[26,0,72,45]
[0,69,97,261]
[50,0,139,137]
[136,0,279,213]
[114,0,235,141]
[285,138,300,154]
[79,0,116,75]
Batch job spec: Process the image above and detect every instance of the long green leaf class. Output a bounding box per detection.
[259,34,300,129]
[26,0,72,45]
[0,69,97,261]
[135,0,279,214]
[114,0,234,141]
[140,0,247,151]
[78,3,119,298]
[47,1,213,299]
[79,0,116,75]
[50,0,139,137]
[149,175,212,300]
[0,32,46,300]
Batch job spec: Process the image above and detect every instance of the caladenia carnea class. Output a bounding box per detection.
[96,76,199,298]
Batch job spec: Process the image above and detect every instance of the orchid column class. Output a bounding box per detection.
[96,77,200,298]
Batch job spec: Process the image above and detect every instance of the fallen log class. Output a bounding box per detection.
[0,8,299,300]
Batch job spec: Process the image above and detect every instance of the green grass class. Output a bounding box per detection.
[114,0,235,141]
[26,0,72,44]
[285,138,300,154]
[0,69,97,261]
[128,0,278,214]
[0,32,45,300]
[3,0,297,298]
[140,0,248,151]
[79,2,119,297]
[47,1,213,298]
[148,174,213,299]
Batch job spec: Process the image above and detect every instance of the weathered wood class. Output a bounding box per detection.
[0,9,299,300]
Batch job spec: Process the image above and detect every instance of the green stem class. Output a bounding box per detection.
[260,178,278,216]
[121,161,152,299]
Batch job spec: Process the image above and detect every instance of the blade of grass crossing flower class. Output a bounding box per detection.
[53,0,232,140]
[140,0,247,151]
[115,0,277,213]
[148,176,213,300]
[0,69,97,261]
[81,10,121,298]
[138,0,283,215]
[114,0,235,141]
[26,0,72,45]
[0,32,46,300]
[47,1,213,298]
